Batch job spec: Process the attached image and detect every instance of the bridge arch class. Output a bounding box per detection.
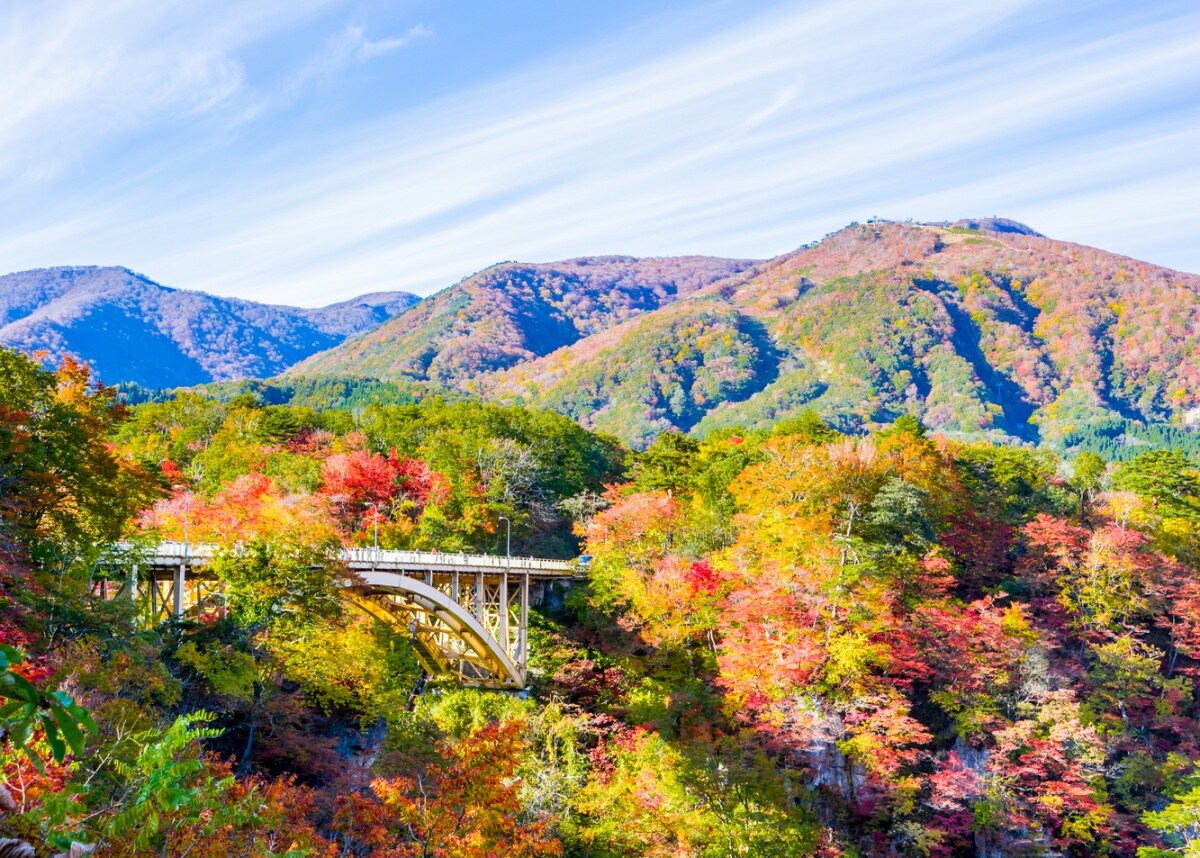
[349,571,525,688]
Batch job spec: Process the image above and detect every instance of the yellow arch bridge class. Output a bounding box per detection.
[104,542,583,690]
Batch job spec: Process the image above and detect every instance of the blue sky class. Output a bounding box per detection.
[1,0,1197,305]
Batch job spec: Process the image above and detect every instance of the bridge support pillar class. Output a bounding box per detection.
[129,564,139,630]
[474,572,484,623]
[499,574,509,654]
[518,573,529,668]
[173,563,186,620]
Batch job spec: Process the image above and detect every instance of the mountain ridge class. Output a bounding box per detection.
[12,219,1200,454]
[288,255,760,384]
[473,221,1200,446]
[0,266,420,388]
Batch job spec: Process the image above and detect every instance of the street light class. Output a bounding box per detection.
[172,483,191,620]
[172,484,190,560]
[365,502,381,558]
[498,515,511,567]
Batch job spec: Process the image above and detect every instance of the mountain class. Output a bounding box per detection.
[459,220,1200,448]
[21,223,1200,452]
[0,266,419,388]
[288,256,759,384]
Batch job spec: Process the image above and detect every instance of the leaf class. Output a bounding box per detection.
[40,713,66,762]
[0,837,37,858]
[74,706,98,734]
[21,743,45,775]
[50,705,87,757]
[0,672,41,705]
[7,715,30,748]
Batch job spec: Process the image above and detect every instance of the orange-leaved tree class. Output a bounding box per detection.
[335,718,562,857]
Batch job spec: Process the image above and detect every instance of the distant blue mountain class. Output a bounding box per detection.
[0,266,419,388]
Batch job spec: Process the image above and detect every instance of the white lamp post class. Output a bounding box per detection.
[171,483,190,619]
[498,515,511,565]
[365,502,381,563]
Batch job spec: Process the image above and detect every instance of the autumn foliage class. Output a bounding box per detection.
[335,720,561,857]
[6,345,1200,856]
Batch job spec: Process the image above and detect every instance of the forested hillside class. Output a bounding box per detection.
[0,266,419,387]
[5,345,1200,856]
[477,221,1200,451]
[289,256,758,384]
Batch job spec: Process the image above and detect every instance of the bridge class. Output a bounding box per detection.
[106,542,582,690]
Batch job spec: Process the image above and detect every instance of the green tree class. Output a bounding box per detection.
[1141,776,1200,857]
[631,431,700,493]
[210,538,344,632]
[955,443,1063,524]
[1116,450,1200,520]
[769,408,839,443]
[0,349,158,559]
[1087,636,1163,734]
[1071,451,1108,521]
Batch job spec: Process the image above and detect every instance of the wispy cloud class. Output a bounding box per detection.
[1,0,1197,304]
[0,0,336,184]
[289,22,433,91]
[356,24,433,61]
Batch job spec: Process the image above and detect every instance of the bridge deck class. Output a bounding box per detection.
[118,541,580,578]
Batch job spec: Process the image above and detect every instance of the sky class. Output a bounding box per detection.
[1,0,1198,306]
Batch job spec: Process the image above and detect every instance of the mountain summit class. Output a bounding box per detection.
[289,256,759,385]
[286,219,1200,448]
[12,219,1200,452]
[924,217,1044,236]
[0,266,419,387]
[473,220,1200,446]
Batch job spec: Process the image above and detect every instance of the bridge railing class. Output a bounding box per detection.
[340,548,575,573]
[115,541,578,575]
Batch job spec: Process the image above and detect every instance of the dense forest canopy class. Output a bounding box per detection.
[4,345,1200,856]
